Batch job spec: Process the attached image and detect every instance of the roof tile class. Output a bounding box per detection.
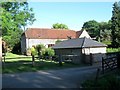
[24,28,78,39]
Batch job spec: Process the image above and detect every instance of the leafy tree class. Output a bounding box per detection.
[98,21,112,42]
[1,2,36,51]
[111,1,120,47]
[82,20,99,39]
[52,23,69,29]
[36,44,45,59]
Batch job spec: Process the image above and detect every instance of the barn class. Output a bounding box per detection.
[52,37,107,64]
[21,28,91,55]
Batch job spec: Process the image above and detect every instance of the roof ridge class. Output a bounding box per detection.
[27,28,76,31]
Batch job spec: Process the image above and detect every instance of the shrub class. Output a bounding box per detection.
[107,48,120,53]
[36,44,45,58]
[42,48,55,59]
[36,44,45,52]
[31,46,37,56]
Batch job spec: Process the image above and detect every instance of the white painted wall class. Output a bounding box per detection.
[82,47,106,55]
[89,47,106,54]
[26,38,66,49]
[79,30,91,38]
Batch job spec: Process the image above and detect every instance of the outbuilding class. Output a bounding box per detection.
[52,37,107,64]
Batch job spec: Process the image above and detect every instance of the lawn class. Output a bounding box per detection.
[2,53,85,74]
[81,69,120,89]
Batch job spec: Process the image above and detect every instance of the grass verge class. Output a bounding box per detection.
[81,69,120,89]
[2,59,85,74]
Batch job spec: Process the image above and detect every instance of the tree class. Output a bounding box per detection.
[98,21,112,42]
[52,23,69,29]
[82,20,99,39]
[1,2,36,50]
[111,1,120,48]
[36,44,45,59]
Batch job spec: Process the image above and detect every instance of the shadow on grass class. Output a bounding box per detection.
[2,60,84,74]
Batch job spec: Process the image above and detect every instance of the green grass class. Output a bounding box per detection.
[107,48,120,53]
[5,53,29,58]
[2,53,86,74]
[2,59,83,74]
[81,69,120,89]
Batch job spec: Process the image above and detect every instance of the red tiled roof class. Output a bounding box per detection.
[24,28,80,39]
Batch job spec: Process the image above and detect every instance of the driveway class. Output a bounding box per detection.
[2,64,101,88]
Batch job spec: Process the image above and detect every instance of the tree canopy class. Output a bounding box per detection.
[52,23,69,29]
[82,20,112,42]
[82,20,99,38]
[1,2,36,51]
[111,1,120,47]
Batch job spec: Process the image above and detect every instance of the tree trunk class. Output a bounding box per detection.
[32,55,35,67]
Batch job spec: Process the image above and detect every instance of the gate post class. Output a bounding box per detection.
[117,52,120,69]
[59,55,63,66]
[90,53,93,65]
[102,57,104,74]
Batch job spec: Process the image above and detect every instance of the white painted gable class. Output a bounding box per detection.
[79,29,91,39]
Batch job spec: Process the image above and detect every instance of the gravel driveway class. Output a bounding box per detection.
[2,64,101,88]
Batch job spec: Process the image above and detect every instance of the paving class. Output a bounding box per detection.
[2,64,101,88]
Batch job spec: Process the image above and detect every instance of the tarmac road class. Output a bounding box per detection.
[2,65,101,88]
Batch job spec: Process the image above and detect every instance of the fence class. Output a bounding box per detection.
[61,55,81,64]
[102,52,120,74]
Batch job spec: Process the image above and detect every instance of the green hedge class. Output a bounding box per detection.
[107,48,120,53]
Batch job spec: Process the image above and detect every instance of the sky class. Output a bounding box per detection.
[27,2,114,31]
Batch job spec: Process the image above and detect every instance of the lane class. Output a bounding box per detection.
[2,65,100,88]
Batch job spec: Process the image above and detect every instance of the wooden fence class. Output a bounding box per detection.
[102,52,120,74]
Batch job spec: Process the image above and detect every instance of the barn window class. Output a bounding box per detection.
[48,44,55,48]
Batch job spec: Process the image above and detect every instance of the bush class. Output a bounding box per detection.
[12,42,21,54]
[36,44,45,52]
[42,48,55,59]
[82,75,120,89]
[36,44,45,58]
[31,46,37,56]
[107,48,120,53]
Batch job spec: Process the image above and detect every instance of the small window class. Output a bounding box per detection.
[48,44,55,47]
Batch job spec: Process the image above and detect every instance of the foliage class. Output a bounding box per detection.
[11,41,21,54]
[107,48,120,53]
[82,73,120,89]
[99,21,112,42]
[55,39,62,44]
[43,48,55,57]
[82,20,99,39]
[36,44,45,59]
[52,23,69,29]
[31,46,37,56]
[36,44,45,52]
[1,2,36,50]
[111,1,120,48]
[82,20,112,42]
